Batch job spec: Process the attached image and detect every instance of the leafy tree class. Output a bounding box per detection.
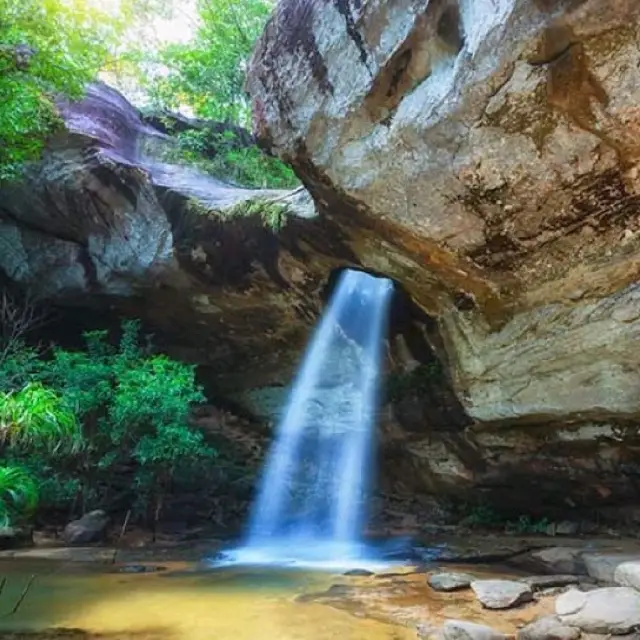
[0,0,122,181]
[146,0,272,125]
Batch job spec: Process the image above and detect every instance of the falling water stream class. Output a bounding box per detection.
[217,269,394,569]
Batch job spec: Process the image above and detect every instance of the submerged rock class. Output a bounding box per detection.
[471,579,533,610]
[0,526,33,550]
[556,587,640,634]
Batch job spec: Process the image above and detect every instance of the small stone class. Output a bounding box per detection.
[522,575,580,591]
[63,510,109,545]
[443,620,506,640]
[471,579,533,610]
[556,587,640,634]
[614,561,640,591]
[428,572,475,592]
[517,615,580,640]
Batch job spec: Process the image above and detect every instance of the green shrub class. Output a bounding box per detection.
[0,465,38,527]
[168,129,299,190]
[0,319,214,526]
[0,381,81,525]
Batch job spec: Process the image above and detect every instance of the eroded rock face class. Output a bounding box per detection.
[247,0,640,513]
[0,83,350,390]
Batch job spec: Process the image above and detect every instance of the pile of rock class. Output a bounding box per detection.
[425,554,640,639]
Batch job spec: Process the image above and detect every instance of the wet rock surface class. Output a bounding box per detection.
[556,587,640,634]
[470,580,533,610]
[246,0,640,517]
[521,575,581,591]
[516,615,581,640]
[428,572,476,592]
[442,620,506,640]
[509,547,588,576]
[613,561,640,590]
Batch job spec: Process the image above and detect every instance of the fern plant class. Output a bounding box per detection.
[0,465,38,527]
[0,382,82,525]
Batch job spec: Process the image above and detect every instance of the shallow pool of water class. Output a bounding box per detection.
[0,559,415,640]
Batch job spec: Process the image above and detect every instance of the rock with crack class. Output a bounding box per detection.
[471,579,533,610]
[247,0,640,514]
[556,587,640,635]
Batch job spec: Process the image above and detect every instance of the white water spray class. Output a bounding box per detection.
[217,269,393,569]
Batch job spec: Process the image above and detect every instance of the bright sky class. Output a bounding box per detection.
[148,0,198,45]
[91,0,198,107]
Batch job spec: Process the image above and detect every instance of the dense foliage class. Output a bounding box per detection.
[169,128,298,189]
[1,0,295,190]
[0,320,214,527]
[144,0,271,126]
[0,0,119,181]
[0,384,80,526]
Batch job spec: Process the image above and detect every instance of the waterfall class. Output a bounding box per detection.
[216,269,393,569]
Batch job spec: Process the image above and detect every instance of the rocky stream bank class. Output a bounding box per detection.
[2,534,640,639]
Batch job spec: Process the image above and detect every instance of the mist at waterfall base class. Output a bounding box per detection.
[212,269,394,571]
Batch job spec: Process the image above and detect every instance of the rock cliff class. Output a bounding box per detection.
[3,0,640,523]
[0,83,343,391]
[247,0,640,517]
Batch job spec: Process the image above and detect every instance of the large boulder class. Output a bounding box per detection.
[556,587,640,635]
[470,579,533,610]
[63,510,110,545]
[247,0,640,514]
